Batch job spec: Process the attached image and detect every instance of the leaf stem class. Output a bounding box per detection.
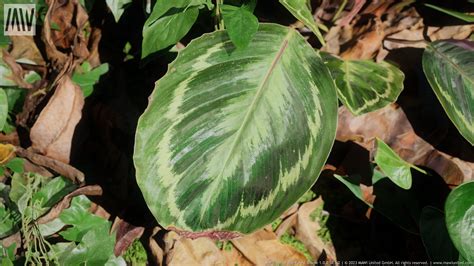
[215,0,225,30]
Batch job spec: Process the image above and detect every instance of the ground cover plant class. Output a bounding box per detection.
[0,0,473,264]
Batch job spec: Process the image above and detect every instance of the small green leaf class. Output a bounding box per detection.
[445,181,474,262]
[374,138,426,190]
[279,0,325,45]
[334,174,372,207]
[0,89,8,131]
[5,158,24,173]
[222,6,259,49]
[420,206,459,262]
[422,40,474,145]
[323,54,405,115]
[72,62,109,97]
[425,4,474,23]
[106,0,133,22]
[59,195,111,242]
[142,0,204,57]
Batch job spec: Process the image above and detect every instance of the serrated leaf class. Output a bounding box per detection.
[323,54,405,115]
[374,138,426,190]
[106,0,132,22]
[425,4,474,23]
[420,206,459,262]
[59,195,110,242]
[134,24,338,234]
[222,6,259,49]
[445,181,474,262]
[279,0,325,45]
[422,40,474,145]
[142,0,204,58]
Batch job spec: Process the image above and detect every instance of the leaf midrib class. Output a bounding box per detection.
[217,29,294,180]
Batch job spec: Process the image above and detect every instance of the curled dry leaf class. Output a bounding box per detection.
[294,198,337,262]
[111,217,145,256]
[337,104,474,185]
[15,147,84,183]
[1,50,35,89]
[36,185,102,224]
[30,76,84,163]
[164,232,251,266]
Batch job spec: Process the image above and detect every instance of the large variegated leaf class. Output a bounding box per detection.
[423,40,474,145]
[323,54,404,116]
[134,23,338,234]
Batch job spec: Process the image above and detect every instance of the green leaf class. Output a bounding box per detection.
[420,206,459,262]
[374,138,426,190]
[333,174,372,207]
[422,40,474,145]
[0,89,8,131]
[106,0,132,22]
[278,0,325,45]
[0,207,17,237]
[0,56,15,87]
[57,222,116,265]
[5,158,24,173]
[142,0,204,58]
[134,23,338,234]
[323,54,405,115]
[59,195,110,242]
[425,4,474,23]
[72,62,109,97]
[445,181,474,262]
[222,6,259,49]
[32,176,76,209]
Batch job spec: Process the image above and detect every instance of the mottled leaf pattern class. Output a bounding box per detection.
[323,54,405,116]
[134,24,338,234]
[423,40,474,145]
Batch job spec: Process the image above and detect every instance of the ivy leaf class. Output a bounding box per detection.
[134,24,337,234]
[5,158,24,174]
[106,0,132,22]
[422,40,474,145]
[222,5,259,49]
[445,181,474,262]
[322,53,405,115]
[59,196,111,242]
[142,0,206,58]
[374,138,426,190]
[32,176,76,209]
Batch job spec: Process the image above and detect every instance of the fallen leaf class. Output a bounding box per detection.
[0,143,15,164]
[111,217,145,256]
[294,198,337,262]
[231,229,308,265]
[30,76,84,163]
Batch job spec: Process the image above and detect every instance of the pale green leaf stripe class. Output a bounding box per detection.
[134,23,338,234]
[422,40,474,145]
[323,53,405,116]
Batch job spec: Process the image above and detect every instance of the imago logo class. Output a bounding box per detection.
[3,4,36,36]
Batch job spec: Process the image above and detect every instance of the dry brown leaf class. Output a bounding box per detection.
[294,198,337,262]
[164,232,251,266]
[15,147,84,183]
[30,76,84,163]
[275,212,298,237]
[9,36,45,65]
[337,104,474,185]
[231,229,308,265]
[111,217,145,256]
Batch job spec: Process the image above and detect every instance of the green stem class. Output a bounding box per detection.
[215,0,224,30]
